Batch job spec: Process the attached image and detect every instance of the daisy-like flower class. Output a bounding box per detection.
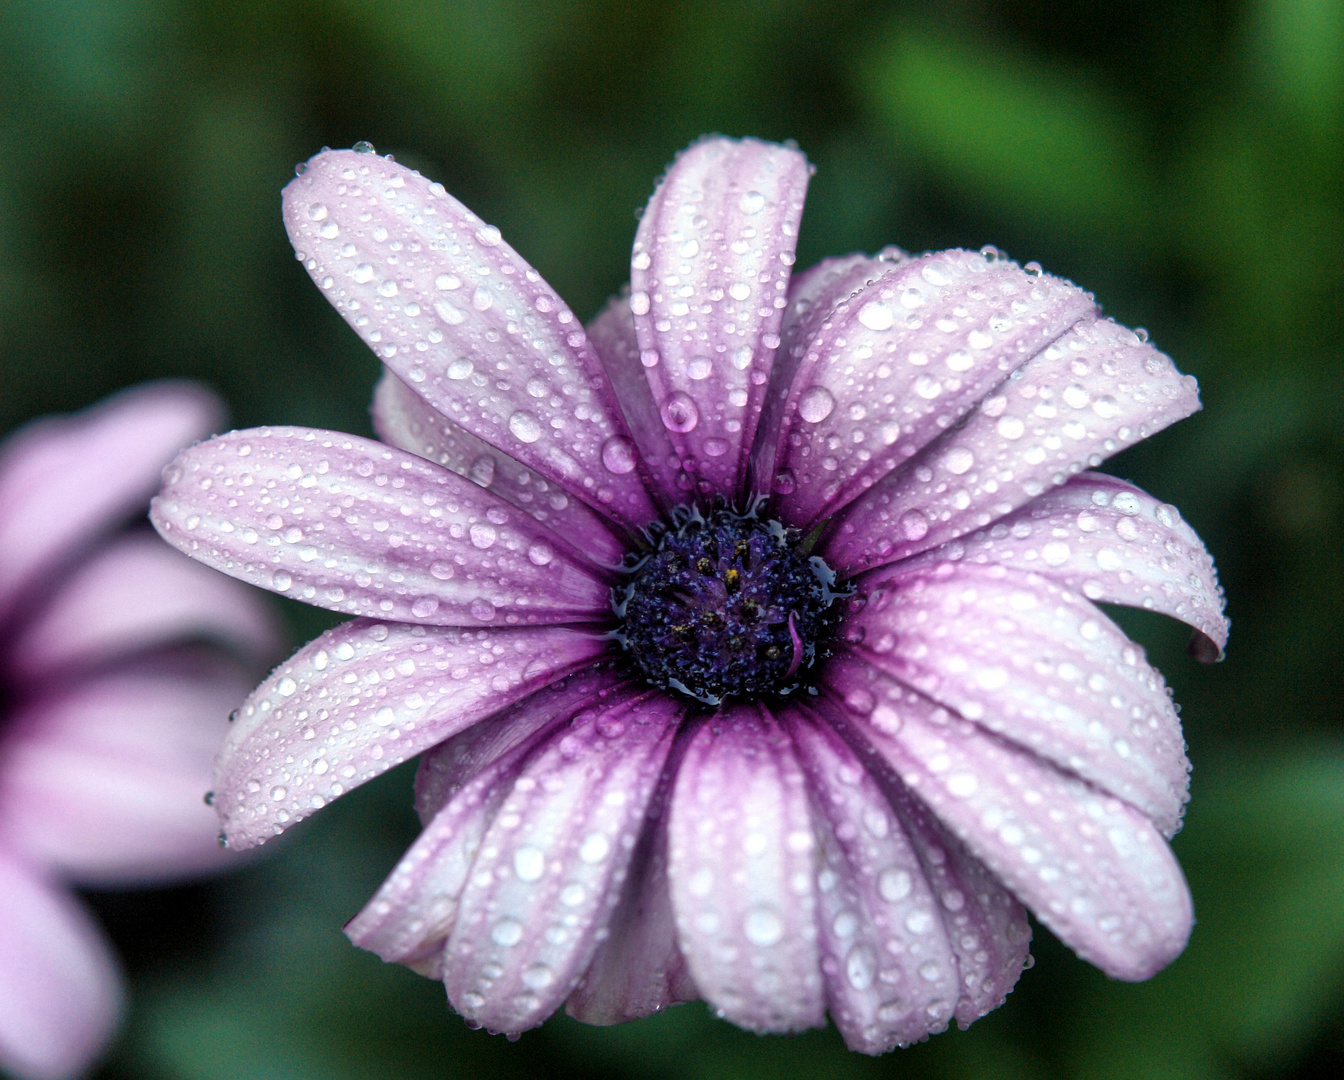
[0,384,280,1080]
[151,138,1225,1052]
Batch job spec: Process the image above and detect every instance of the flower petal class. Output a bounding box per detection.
[372,370,630,567]
[630,138,810,498]
[842,566,1189,835]
[565,725,697,1026]
[749,252,900,495]
[900,472,1227,659]
[0,662,249,884]
[284,150,657,532]
[781,707,960,1052]
[586,296,684,510]
[826,317,1201,574]
[667,705,826,1033]
[442,690,681,1034]
[9,533,281,681]
[769,253,1094,527]
[827,662,1193,981]
[0,850,123,1080]
[152,427,612,627]
[0,382,220,618]
[346,666,629,976]
[214,619,606,849]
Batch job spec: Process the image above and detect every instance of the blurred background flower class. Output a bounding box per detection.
[0,1,1339,1078]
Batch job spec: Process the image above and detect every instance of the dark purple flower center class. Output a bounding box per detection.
[613,506,844,706]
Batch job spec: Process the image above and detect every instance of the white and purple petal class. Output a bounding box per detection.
[152,427,612,627]
[283,150,657,532]
[442,691,681,1034]
[213,619,606,849]
[782,707,960,1052]
[899,472,1227,659]
[840,565,1189,835]
[826,317,1200,574]
[372,370,629,567]
[828,663,1192,981]
[630,138,811,498]
[667,705,826,1033]
[767,253,1095,527]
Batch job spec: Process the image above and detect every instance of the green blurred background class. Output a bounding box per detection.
[2,1,1342,1077]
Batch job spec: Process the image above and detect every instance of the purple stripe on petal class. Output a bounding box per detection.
[566,722,698,1026]
[772,253,1094,528]
[825,663,1193,981]
[213,619,605,849]
[0,849,123,1080]
[0,663,250,885]
[348,667,630,975]
[782,707,959,1053]
[0,381,221,618]
[373,370,630,567]
[749,253,901,496]
[841,566,1189,835]
[152,427,612,627]
[10,534,282,681]
[413,663,627,825]
[899,472,1227,659]
[631,138,810,499]
[443,691,681,1035]
[827,317,1201,574]
[667,705,826,1033]
[586,296,685,510]
[283,150,657,532]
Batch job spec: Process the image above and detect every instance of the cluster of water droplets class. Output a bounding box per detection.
[284,148,656,531]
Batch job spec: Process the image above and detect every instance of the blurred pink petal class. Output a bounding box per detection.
[0,850,123,1080]
[0,383,220,616]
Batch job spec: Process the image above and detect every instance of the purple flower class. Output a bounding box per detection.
[0,384,281,1080]
[151,138,1225,1052]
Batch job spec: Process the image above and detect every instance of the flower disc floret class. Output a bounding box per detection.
[615,506,843,705]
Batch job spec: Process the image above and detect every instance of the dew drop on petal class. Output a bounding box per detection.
[514,846,545,881]
[739,190,766,214]
[492,918,524,946]
[743,905,784,946]
[898,509,929,541]
[798,386,836,423]
[509,410,543,443]
[660,392,699,432]
[601,436,637,475]
[411,597,440,619]
[858,301,894,331]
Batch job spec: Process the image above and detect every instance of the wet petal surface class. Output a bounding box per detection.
[152,427,611,628]
[829,662,1192,981]
[827,317,1200,574]
[284,149,656,531]
[900,472,1227,658]
[373,370,629,567]
[841,565,1189,834]
[771,253,1094,527]
[214,619,605,849]
[630,138,810,498]
[668,705,826,1033]
[443,691,680,1034]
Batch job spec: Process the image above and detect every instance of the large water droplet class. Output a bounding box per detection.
[509,411,543,443]
[743,905,784,946]
[660,392,699,433]
[798,385,836,423]
[601,436,637,475]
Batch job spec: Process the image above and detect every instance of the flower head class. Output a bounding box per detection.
[0,384,281,1080]
[152,138,1225,1052]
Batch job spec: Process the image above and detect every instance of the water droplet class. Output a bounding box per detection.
[527,543,553,566]
[469,523,497,549]
[739,190,766,214]
[1041,541,1071,566]
[878,867,913,902]
[435,300,465,325]
[743,905,784,946]
[351,263,374,284]
[492,918,524,946]
[858,301,894,331]
[846,944,877,990]
[352,140,376,154]
[898,509,929,541]
[307,203,328,221]
[997,416,1025,440]
[476,225,502,246]
[579,832,610,864]
[798,385,836,423]
[660,392,699,432]
[687,356,713,380]
[703,437,729,457]
[601,436,637,475]
[509,411,542,443]
[514,845,545,881]
[472,287,494,311]
[630,291,651,316]
[943,446,974,475]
